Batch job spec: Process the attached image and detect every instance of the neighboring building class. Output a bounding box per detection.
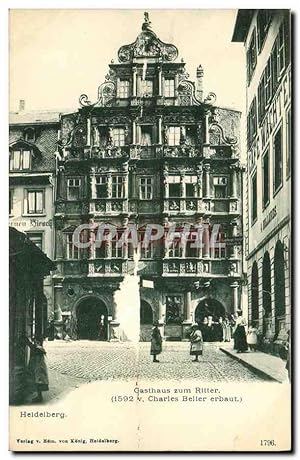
[9,227,55,404]
[9,105,60,321]
[54,13,243,342]
[232,10,291,350]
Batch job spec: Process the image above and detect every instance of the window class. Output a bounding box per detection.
[139,177,153,200]
[264,58,272,105]
[213,230,227,258]
[168,126,181,146]
[251,172,257,224]
[26,232,43,251]
[247,97,257,147]
[213,176,228,198]
[164,78,175,97]
[185,126,197,145]
[24,128,35,142]
[186,233,198,258]
[262,148,270,208]
[112,176,124,198]
[118,79,130,98]
[186,183,195,197]
[247,29,257,84]
[67,178,81,200]
[111,239,123,258]
[10,149,31,171]
[286,109,291,178]
[277,22,286,77]
[141,243,154,259]
[169,184,181,197]
[257,10,273,52]
[141,79,153,96]
[168,238,182,258]
[273,126,283,193]
[9,189,14,215]
[140,126,153,145]
[95,176,107,198]
[27,190,44,214]
[66,233,81,260]
[113,128,125,147]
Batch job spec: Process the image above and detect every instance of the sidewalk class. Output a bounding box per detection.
[220,342,288,383]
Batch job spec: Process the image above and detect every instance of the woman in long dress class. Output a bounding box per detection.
[150,321,162,363]
[222,317,232,342]
[189,323,203,362]
[26,336,49,403]
[233,311,248,352]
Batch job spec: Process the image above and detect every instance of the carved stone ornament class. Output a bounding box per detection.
[117,16,178,63]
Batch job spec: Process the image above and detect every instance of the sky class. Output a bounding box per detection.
[9,9,246,113]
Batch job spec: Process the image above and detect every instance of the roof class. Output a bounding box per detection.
[9,110,61,125]
[232,10,255,43]
[9,226,56,275]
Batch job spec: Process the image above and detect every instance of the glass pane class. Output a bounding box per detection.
[13,151,21,170]
[22,150,31,169]
[36,191,44,213]
[28,192,35,213]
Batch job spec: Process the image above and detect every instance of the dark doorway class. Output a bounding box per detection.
[251,262,259,323]
[140,300,153,324]
[76,298,108,340]
[274,241,285,337]
[195,298,226,323]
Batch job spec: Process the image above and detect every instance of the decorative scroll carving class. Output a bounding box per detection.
[117,18,178,63]
[204,92,217,105]
[209,123,238,146]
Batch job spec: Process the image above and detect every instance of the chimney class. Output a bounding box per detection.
[19,99,25,112]
[196,65,204,102]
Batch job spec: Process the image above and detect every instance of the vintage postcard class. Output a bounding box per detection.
[9,9,292,451]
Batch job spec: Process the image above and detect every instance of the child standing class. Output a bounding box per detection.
[247,324,258,351]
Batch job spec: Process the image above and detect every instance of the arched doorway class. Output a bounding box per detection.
[262,252,272,336]
[76,297,108,340]
[195,298,226,323]
[251,262,259,324]
[140,300,153,342]
[274,241,285,337]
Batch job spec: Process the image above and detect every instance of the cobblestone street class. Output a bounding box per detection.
[41,340,266,403]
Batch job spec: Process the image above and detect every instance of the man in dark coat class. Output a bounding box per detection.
[150,321,162,363]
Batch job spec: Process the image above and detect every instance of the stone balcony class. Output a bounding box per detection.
[60,257,241,278]
[162,258,241,277]
[163,197,240,215]
[90,199,128,214]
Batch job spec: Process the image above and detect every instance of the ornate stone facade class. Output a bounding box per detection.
[54,13,243,341]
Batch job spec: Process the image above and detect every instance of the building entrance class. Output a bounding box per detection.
[76,297,108,340]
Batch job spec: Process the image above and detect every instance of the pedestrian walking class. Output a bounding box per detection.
[189,323,203,362]
[233,310,248,353]
[222,317,232,342]
[150,321,162,363]
[247,323,258,351]
[26,336,49,403]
